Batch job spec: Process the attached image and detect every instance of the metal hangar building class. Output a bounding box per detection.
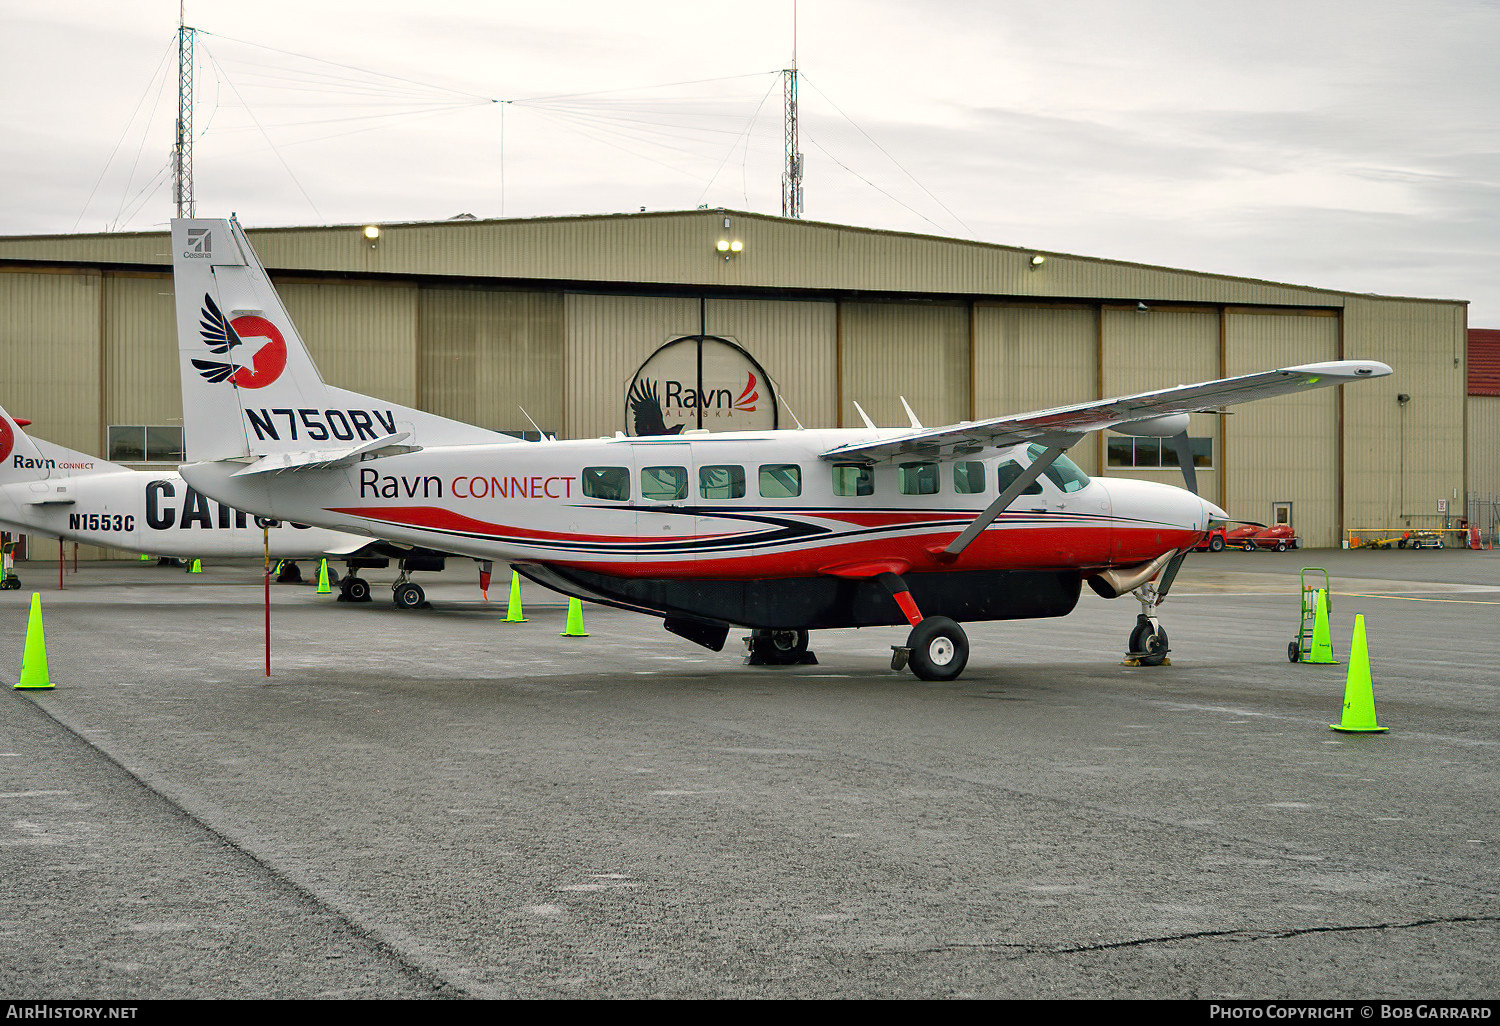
[0,209,1470,556]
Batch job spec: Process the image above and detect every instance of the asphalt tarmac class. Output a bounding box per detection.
[1,549,1496,999]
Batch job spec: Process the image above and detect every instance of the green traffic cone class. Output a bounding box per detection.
[1304,589,1339,664]
[15,593,52,690]
[1331,614,1388,733]
[189,558,203,574]
[317,559,331,594]
[561,597,589,637]
[504,571,527,622]
[139,553,150,561]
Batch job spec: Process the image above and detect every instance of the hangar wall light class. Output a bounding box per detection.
[1029,254,1045,269]
[716,239,744,260]
[363,225,380,240]
[1136,301,1150,313]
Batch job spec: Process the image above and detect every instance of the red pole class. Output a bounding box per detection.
[263,528,271,677]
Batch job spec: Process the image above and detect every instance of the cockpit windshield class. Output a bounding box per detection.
[1026,443,1091,493]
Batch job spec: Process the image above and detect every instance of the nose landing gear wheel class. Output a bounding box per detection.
[906,616,969,682]
[393,582,425,609]
[1127,619,1170,667]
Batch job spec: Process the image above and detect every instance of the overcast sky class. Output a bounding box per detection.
[3,0,1497,324]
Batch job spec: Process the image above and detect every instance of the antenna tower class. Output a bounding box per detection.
[781,4,802,218]
[173,3,196,218]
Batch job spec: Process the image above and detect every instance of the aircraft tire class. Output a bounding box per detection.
[751,628,809,665]
[343,577,371,603]
[906,616,968,682]
[1140,625,1169,666]
[393,582,425,609]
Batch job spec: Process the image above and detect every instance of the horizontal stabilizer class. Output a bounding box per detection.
[230,432,421,476]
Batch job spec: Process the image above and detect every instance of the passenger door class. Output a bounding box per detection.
[631,442,696,568]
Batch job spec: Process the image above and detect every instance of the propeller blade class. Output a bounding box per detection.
[1171,431,1198,495]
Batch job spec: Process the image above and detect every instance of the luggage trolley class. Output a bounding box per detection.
[1288,567,1331,662]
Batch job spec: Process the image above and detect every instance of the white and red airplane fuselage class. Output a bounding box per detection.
[183,427,1216,631]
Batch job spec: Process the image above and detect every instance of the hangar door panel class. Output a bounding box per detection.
[420,289,562,437]
[1101,308,1220,504]
[565,294,699,440]
[1225,311,1338,547]
[706,298,837,430]
[278,282,418,406]
[840,302,968,429]
[974,305,1098,474]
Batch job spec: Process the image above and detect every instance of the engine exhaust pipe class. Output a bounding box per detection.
[1087,550,1178,600]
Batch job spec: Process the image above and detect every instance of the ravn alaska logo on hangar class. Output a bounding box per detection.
[191,293,288,390]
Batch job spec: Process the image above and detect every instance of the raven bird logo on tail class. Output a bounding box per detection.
[628,378,685,436]
[192,294,243,384]
[192,293,288,389]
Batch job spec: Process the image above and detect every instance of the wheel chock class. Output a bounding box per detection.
[890,646,911,671]
[1121,655,1172,667]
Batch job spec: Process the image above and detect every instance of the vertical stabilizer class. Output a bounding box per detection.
[0,406,56,484]
[171,217,501,463]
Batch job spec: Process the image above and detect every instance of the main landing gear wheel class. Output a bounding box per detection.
[748,628,811,665]
[905,616,969,682]
[276,561,304,583]
[1127,617,1170,667]
[393,582,426,609]
[339,576,371,603]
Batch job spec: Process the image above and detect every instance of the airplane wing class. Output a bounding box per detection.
[819,360,1391,464]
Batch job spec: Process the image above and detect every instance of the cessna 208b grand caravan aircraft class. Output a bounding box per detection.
[0,403,470,604]
[170,217,1390,681]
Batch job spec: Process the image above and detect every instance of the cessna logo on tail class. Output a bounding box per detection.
[192,294,288,390]
[182,228,213,259]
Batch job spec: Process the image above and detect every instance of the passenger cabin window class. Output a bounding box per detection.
[899,461,940,496]
[831,462,873,497]
[953,461,985,494]
[1027,444,1090,493]
[996,460,1043,496]
[758,464,802,498]
[582,466,631,501]
[700,465,746,499]
[641,466,687,501]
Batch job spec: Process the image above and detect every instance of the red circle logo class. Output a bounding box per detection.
[227,315,288,390]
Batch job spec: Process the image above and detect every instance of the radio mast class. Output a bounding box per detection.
[172,2,196,218]
[780,4,803,218]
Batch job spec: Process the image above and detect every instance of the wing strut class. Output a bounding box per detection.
[938,434,1082,561]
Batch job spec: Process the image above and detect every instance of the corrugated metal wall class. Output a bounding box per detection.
[1224,310,1338,545]
[418,289,563,435]
[0,213,1348,307]
[564,294,701,439]
[277,281,418,406]
[103,273,178,431]
[0,269,101,453]
[1468,397,1500,499]
[705,297,838,429]
[1099,307,1221,503]
[974,304,1099,473]
[840,301,969,429]
[1344,297,1467,529]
